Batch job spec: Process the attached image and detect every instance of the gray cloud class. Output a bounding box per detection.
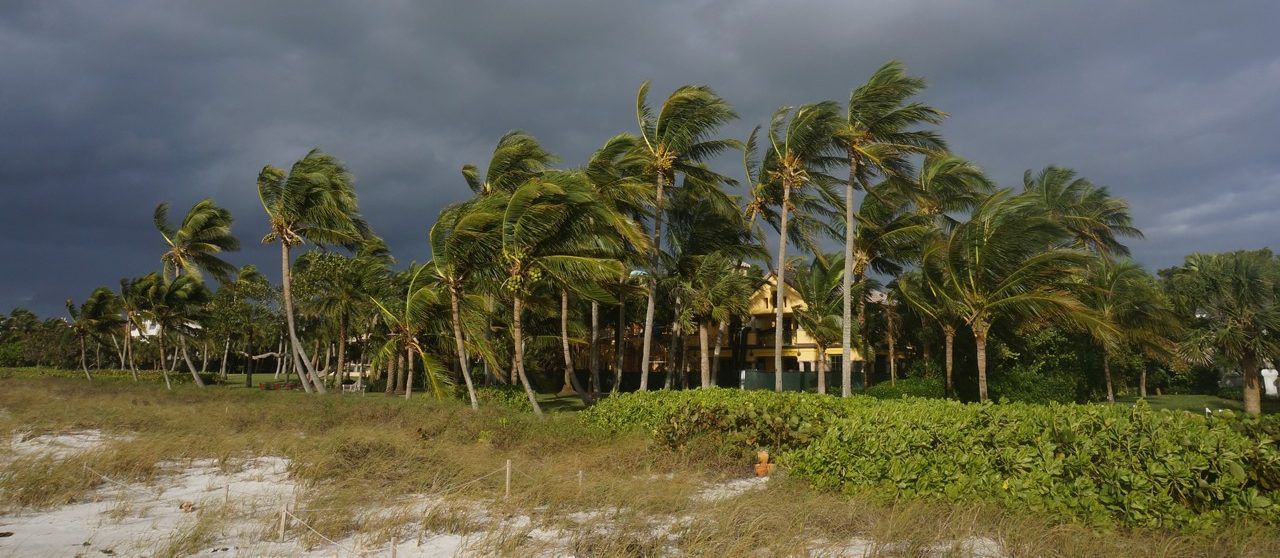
[2,0,1278,316]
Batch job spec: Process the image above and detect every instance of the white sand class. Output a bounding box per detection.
[0,431,1006,557]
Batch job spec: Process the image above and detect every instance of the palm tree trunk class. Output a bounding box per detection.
[110,334,125,369]
[560,289,576,396]
[449,285,479,409]
[841,153,858,397]
[817,344,827,394]
[336,316,348,390]
[943,325,955,398]
[1140,368,1147,398]
[1103,351,1115,403]
[220,337,230,380]
[614,299,625,393]
[590,301,601,398]
[1242,354,1261,416]
[699,321,711,388]
[711,321,726,384]
[279,242,319,393]
[180,337,206,387]
[639,170,667,391]
[774,178,792,393]
[384,351,396,395]
[124,321,139,381]
[200,341,209,374]
[888,332,896,386]
[79,336,92,381]
[974,320,990,402]
[512,296,544,416]
[404,346,413,400]
[158,329,172,389]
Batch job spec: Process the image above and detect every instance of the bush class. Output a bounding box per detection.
[586,388,1280,528]
[473,385,532,412]
[864,377,945,399]
[989,363,1079,404]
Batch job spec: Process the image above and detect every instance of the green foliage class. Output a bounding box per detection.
[473,385,532,412]
[988,362,1079,404]
[587,389,1280,529]
[864,377,945,399]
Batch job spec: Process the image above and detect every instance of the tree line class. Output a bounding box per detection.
[3,61,1278,415]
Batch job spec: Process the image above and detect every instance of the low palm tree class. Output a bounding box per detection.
[430,201,501,409]
[680,253,754,388]
[66,287,124,380]
[257,149,369,394]
[154,199,240,282]
[370,264,453,401]
[918,191,1104,401]
[892,154,993,228]
[633,81,738,390]
[1163,250,1280,415]
[142,275,213,389]
[788,254,845,393]
[765,101,844,391]
[1079,258,1181,402]
[899,267,963,397]
[494,172,633,416]
[836,61,946,397]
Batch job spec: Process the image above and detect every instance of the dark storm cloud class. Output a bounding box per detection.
[2,0,1278,316]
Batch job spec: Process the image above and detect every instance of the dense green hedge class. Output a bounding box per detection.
[864,377,945,399]
[0,367,212,384]
[585,388,1280,528]
[473,385,533,412]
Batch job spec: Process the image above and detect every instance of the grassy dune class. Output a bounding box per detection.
[1,373,1279,556]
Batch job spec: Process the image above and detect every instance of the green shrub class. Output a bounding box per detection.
[864,377,945,399]
[789,398,1280,529]
[474,385,532,412]
[587,388,1280,528]
[989,362,1079,404]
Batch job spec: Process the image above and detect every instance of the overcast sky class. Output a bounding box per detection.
[2,1,1278,317]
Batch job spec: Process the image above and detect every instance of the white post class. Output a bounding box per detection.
[578,470,583,493]
[390,536,397,558]
[278,506,287,541]
[505,459,512,499]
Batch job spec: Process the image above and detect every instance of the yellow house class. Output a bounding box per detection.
[687,272,863,375]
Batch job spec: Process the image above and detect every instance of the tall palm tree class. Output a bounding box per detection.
[1022,166,1142,257]
[787,254,845,394]
[370,264,453,401]
[257,149,369,394]
[633,82,738,390]
[66,287,123,381]
[430,201,501,409]
[154,199,240,282]
[463,130,557,196]
[836,61,946,397]
[918,191,1104,401]
[1079,258,1180,402]
[765,101,844,392]
[1163,250,1280,415]
[495,172,633,416]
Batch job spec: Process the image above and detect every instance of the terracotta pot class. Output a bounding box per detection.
[754,463,776,477]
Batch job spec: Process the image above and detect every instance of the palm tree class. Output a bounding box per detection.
[892,154,994,228]
[917,191,1104,401]
[680,253,754,388]
[899,267,963,397]
[142,275,213,389]
[463,130,557,196]
[154,199,240,282]
[299,246,386,389]
[117,276,150,380]
[765,101,844,392]
[1079,258,1180,402]
[1163,250,1280,415]
[430,201,501,409]
[370,264,453,401]
[836,61,946,397]
[495,172,633,416]
[787,254,845,394]
[633,82,738,390]
[66,287,123,380]
[257,149,369,394]
[1022,166,1142,257]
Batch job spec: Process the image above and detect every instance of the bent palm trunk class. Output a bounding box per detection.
[79,337,92,381]
[180,337,206,387]
[279,242,320,394]
[449,285,479,409]
[512,296,544,416]
[639,171,667,391]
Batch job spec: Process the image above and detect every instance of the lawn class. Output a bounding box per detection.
[1117,393,1280,415]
